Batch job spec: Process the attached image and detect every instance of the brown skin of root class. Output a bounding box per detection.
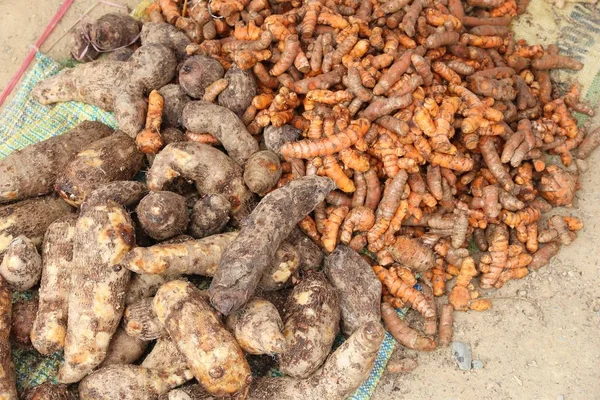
[21,383,71,400]
[136,191,189,241]
[31,215,76,356]
[56,132,144,206]
[438,304,454,346]
[154,281,251,396]
[386,358,419,373]
[278,271,341,378]
[325,245,382,335]
[243,151,282,196]
[209,177,335,315]
[381,303,436,351]
[182,101,259,165]
[0,121,112,204]
[11,298,38,347]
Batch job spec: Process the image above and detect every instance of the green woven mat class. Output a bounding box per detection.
[0,53,400,398]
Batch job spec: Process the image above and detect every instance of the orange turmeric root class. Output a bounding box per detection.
[159,0,181,24]
[322,155,355,193]
[448,256,478,311]
[438,304,454,346]
[202,78,229,102]
[322,205,350,252]
[381,302,437,351]
[373,265,435,318]
[281,118,370,160]
[136,89,165,154]
[368,170,408,251]
[298,215,321,243]
[479,224,509,288]
[339,206,375,244]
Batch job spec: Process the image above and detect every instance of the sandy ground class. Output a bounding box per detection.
[0,1,599,399]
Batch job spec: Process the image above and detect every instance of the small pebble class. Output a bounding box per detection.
[452,341,472,371]
[517,290,527,297]
[557,395,565,400]
[471,360,484,370]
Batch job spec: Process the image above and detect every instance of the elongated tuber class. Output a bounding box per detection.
[0,276,16,399]
[381,302,436,351]
[209,176,334,314]
[59,199,134,383]
[55,132,144,206]
[0,121,112,204]
[0,195,72,260]
[278,271,340,378]
[225,298,286,355]
[34,44,177,137]
[154,280,252,396]
[250,322,384,399]
[325,245,382,335]
[147,142,254,223]
[181,101,259,165]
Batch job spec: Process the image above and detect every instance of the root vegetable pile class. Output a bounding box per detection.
[0,0,597,397]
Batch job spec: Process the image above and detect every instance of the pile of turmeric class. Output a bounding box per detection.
[149,0,592,356]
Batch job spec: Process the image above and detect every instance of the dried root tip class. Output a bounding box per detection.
[386,358,418,373]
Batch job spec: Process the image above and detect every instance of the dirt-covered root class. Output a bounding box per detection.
[100,327,148,367]
[158,84,191,127]
[153,280,252,396]
[140,22,191,61]
[286,227,324,271]
[226,298,286,355]
[325,245,382,335]
[31,215,76,355]
[33,44,177,137]
[79,365,192,400]
[179,56,224,98]
[146,142,254,224]
[0,276,17,399]
[123,297,164,341]
[136,191,189,240]
[249,322,385,400]
[0,236,42,291]
[55,132,144,207]
[263,125,300,158]
[82,181,147,211]
[11,297,38,347]
[188,194,231,239]
[259,242,300,291]
[59,200,134,384]
[0,121,113,204]
[243,150,282,196]
[218,65,257,117]
[121,232,238,276]
[181,101,259,165]
[21,383,72,400]
[158,384,214,400]
[278,271,341,378]
[209,176,335,315]
[0,195,73,261]
[125,273,179,306]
